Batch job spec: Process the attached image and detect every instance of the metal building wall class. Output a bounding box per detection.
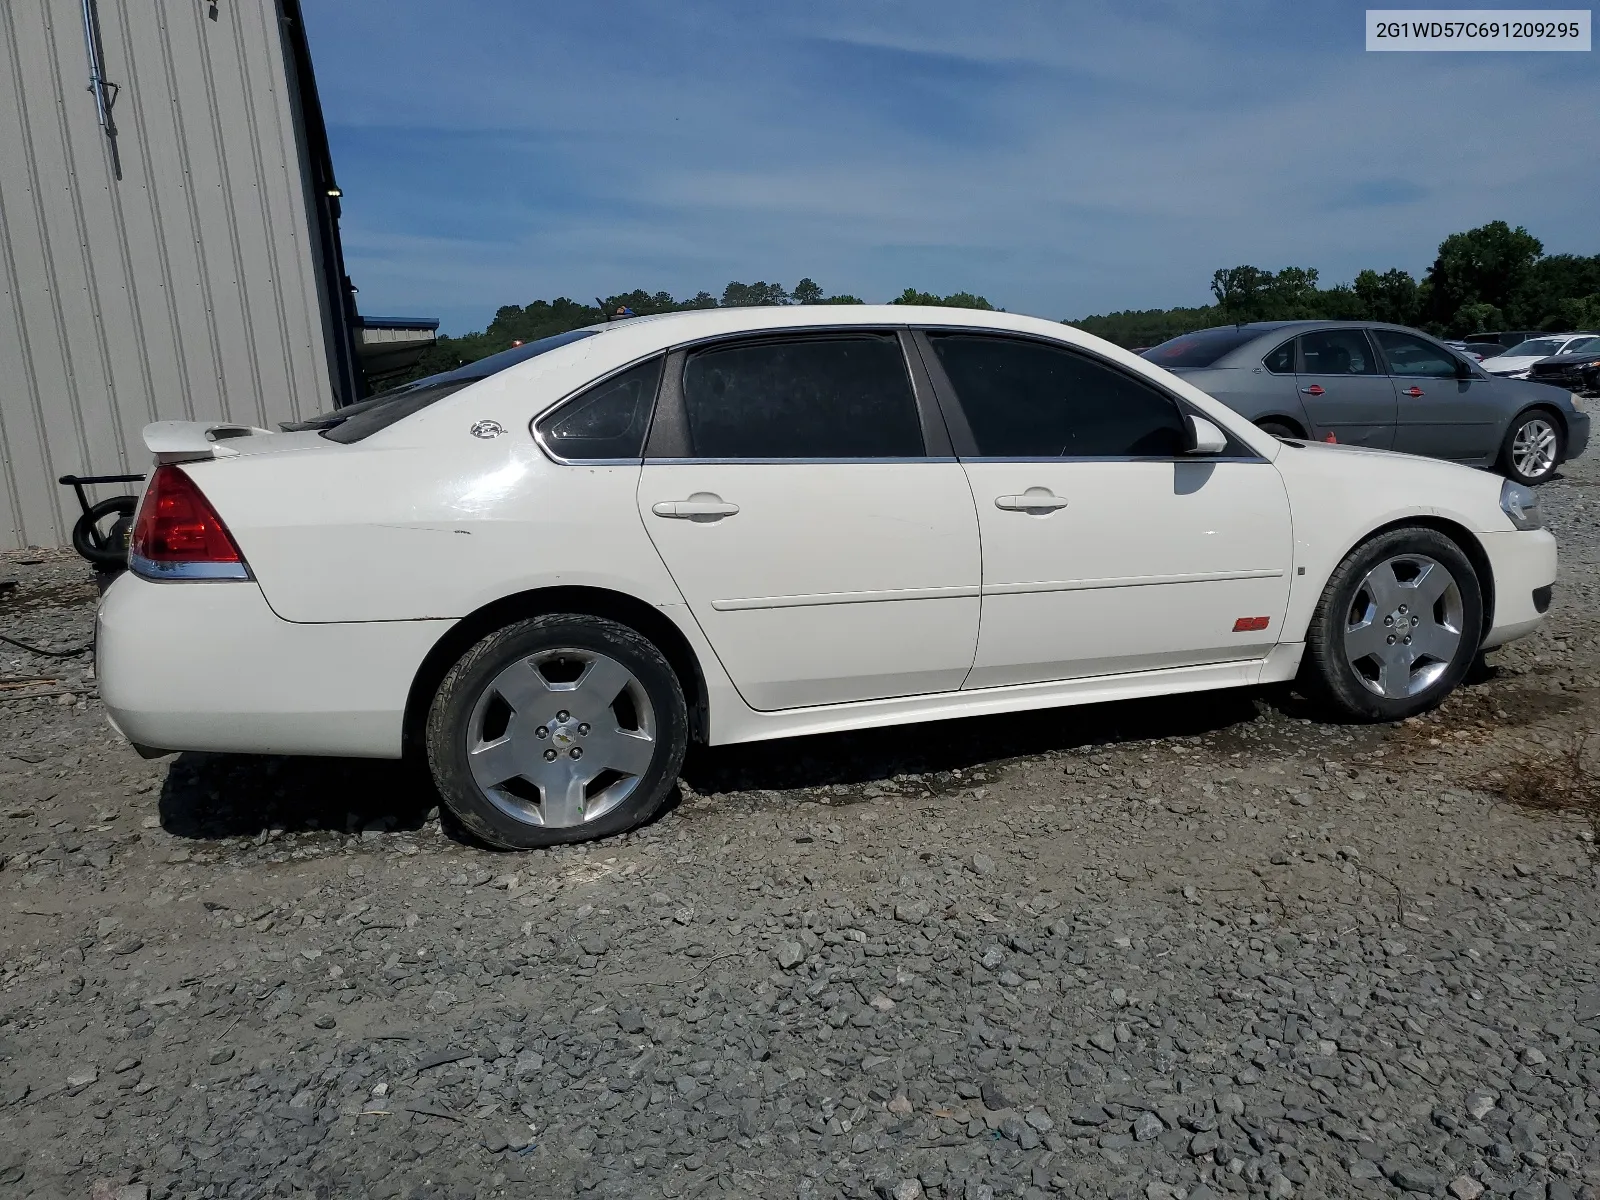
[0,0,336,548]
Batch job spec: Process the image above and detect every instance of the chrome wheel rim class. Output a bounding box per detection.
[465,648,656,828]
[1512,418,1558,479]
[1343,554,1464,699]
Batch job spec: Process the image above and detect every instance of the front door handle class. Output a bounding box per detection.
[651,494,740,520]
[995,490,1068,512]
[1300,384,1325,396]
[1403,385,1425,397]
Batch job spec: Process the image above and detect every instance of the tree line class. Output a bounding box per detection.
[388,281,993,386]
[1072,221,1600,347]
[385,220,1599,387]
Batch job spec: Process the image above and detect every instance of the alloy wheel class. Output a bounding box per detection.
[1511,417,1558,480]
[464,647,656,827]
[1342,554,1464,699]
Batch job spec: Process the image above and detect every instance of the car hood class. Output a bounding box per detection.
[1484,356,1542,373]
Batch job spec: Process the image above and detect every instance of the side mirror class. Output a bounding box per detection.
[1455,357,1474,379]
[1185,414,1227,455]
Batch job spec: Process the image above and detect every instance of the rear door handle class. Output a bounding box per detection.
[651,495,740,519]
[1300,385,1325,396]
[995,491,1068,512]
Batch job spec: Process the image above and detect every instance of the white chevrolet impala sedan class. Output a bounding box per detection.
[98,306,1556,847]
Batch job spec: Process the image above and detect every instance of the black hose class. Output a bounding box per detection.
[0,633,93,657]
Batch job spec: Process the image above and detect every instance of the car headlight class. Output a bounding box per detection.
[1500,479,1543,531]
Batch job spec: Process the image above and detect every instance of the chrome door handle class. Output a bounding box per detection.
[1403,385,1425,397]
[1300,385,1325,396]
[995,491,1068,512]
[651,495,740,519]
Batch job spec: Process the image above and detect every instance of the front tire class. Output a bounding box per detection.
[1302,527,1483,722]
[425,614,689,848]
[1499,409,1563,484]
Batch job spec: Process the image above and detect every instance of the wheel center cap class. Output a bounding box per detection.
[550,721,577,747]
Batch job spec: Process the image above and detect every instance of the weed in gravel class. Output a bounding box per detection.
[1476,727,1600,846]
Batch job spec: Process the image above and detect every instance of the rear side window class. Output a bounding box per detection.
[536,356,662,461]
[1373,330,1458,378]
[930,334,1186,458]
[1300,329,1378,375]
[680,335,923,458]
[1263,339,1295,374]
[1141,326,1261,368]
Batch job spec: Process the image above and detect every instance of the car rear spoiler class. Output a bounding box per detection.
[142,421,269,465]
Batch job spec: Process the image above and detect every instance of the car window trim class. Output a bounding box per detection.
[1294,326,1382,378]
[643,327,938,463]
[531,352,668,466]
[1371,327,1467,380]
[911,327,1268,464]
[1262,335,1298,375]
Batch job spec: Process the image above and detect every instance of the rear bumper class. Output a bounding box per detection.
[96,573,451,758]
[1479,529,1557,650]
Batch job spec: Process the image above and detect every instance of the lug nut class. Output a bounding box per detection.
[578,723,590,736]
[1403,636,1412,645]
[569,747,582,760]
[543,748,558,762]
[1412,616,1420,626]
[1387,635,1396,644]
[556,710,570,722]
[535,726,548,739]
[1384,616,1393,627]
[1398,605,1408,615]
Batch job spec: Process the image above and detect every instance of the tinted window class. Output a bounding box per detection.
[1263,339,1295,374]
[931,334,1186,458]
[1503,337,1566,358]
[536,356,662,460]
[319,328,600,443]
[1141,326,1262,368]
[1374,330,1459,378]
[681,335,922,458]
[1300,329,1378,375]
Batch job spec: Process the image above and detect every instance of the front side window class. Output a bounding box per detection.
[681,335,923,458]
[536,356,663,460]
[930,334,1186,458]
[1373,330,1459,378]
[1300,329,1378,375]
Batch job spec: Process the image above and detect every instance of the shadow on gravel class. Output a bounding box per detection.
[157,752,437,840]
[681,686,1268,793]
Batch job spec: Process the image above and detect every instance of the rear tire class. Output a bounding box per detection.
[425,614,688,849]
[1301,527,1483,722]
[1499,409,1563,484]
[1256,420,1300,440]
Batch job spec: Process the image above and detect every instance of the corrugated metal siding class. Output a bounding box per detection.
[0,0,334,548]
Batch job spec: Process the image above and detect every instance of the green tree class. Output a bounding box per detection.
[1353,268,1420,325]
[1423,220,1543,333]
[1209,266,1274,321]
[791,278,823,305]
[891,287,994,309]
[721,280,790,307]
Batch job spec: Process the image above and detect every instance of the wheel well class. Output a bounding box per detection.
[401,587,710,759]
[1511,403,1567,440]
[1364,516,1496,638]
[1256,416,1307,438]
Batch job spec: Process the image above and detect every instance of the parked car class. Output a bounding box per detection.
[1141,321,1589,484]
[1445,340,1504,362]
[100,306,1557,848]
[1527,336,1600,395]
[1482,333,1600,379]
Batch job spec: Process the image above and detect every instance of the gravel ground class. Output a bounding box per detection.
[2,456,1599,1200]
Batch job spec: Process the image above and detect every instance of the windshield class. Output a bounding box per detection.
[1140,326,1263,369]
[1502,338,1565,358]
[285,327,602,441]
[1563,336,1600,355]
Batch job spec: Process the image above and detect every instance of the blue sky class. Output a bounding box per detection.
[302,2,1600,334]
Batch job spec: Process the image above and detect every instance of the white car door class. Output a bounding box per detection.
[637,331,982,711]
[914,331,1294,690]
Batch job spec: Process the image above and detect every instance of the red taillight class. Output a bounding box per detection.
[129,465,249,579]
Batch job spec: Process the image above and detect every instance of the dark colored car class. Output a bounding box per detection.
[1528,336,1600,395]
[1141,321,1589,484]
